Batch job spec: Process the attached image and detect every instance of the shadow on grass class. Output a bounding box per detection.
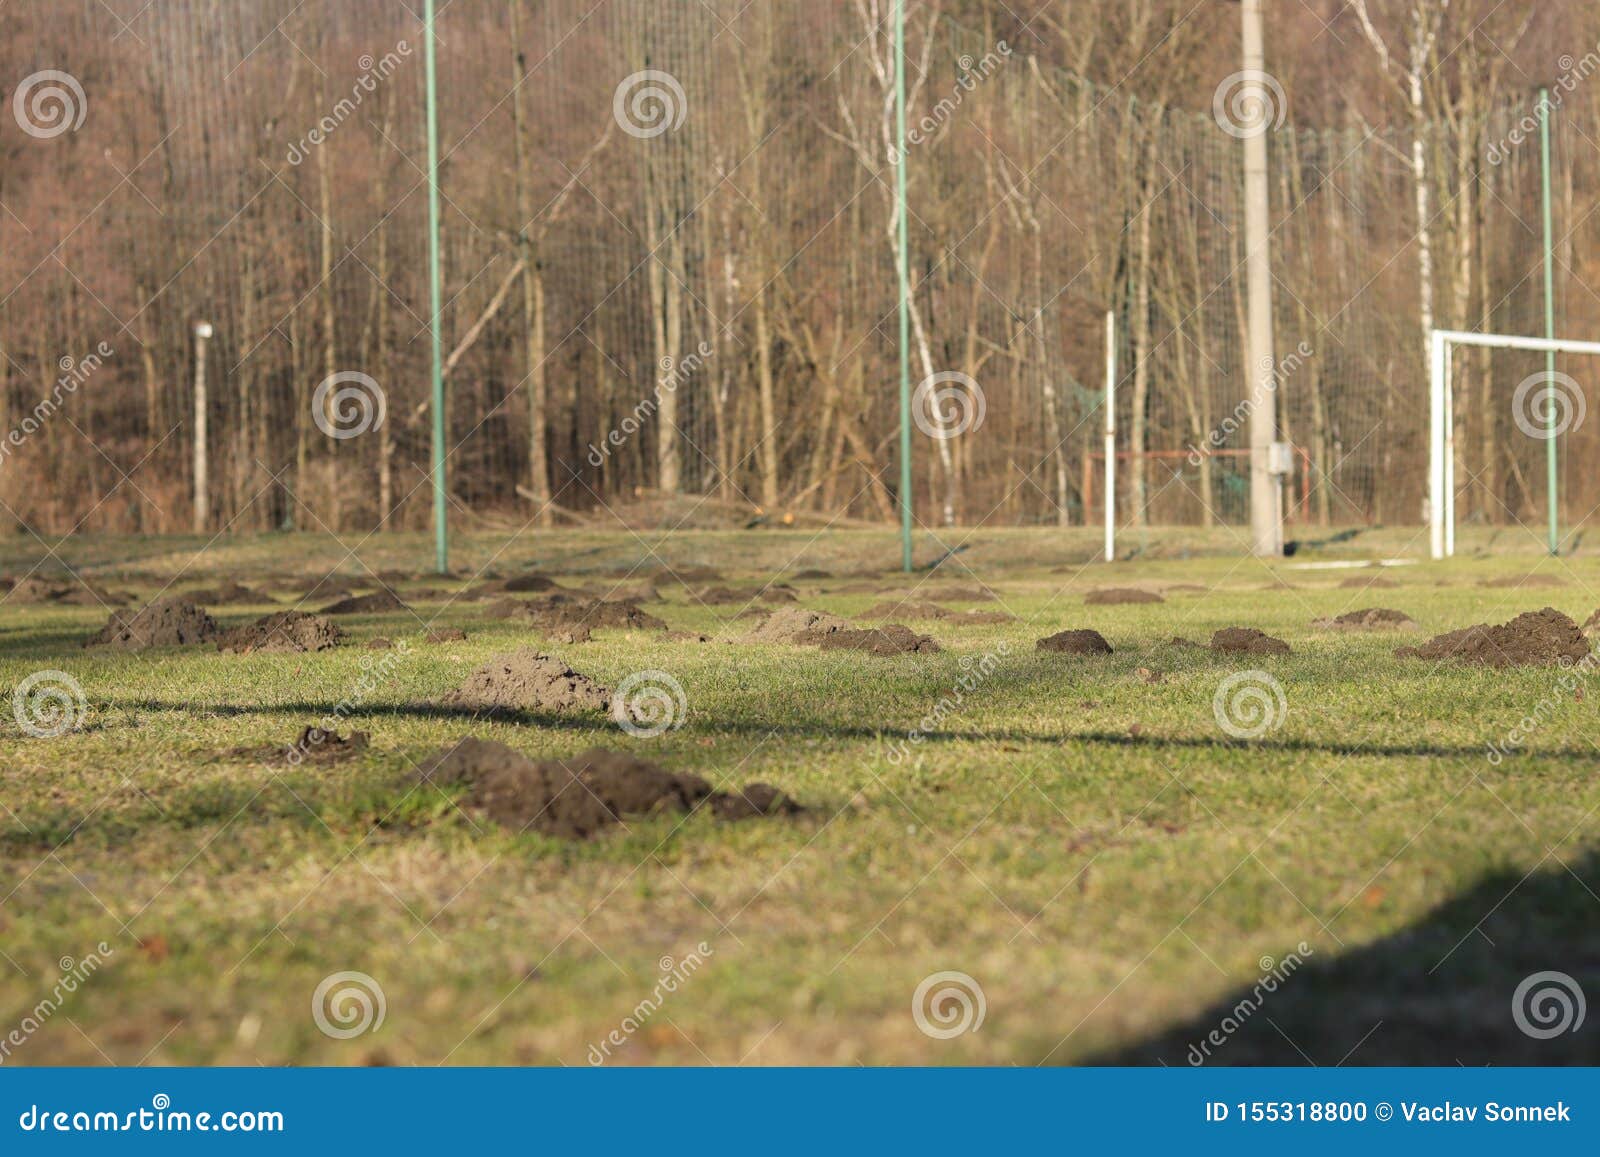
[92,698,1600,764]
[1090,848,1600,1065]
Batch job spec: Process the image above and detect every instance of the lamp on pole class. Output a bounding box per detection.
[192,320,213,535]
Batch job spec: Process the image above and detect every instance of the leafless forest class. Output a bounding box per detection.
[2,0,1598,537]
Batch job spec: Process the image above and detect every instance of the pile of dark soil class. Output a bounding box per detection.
[1036,628,1112,655]
[1482,575,1563,589]
[184,581,271,605]
[218,611,346,654]
[282,575,355,601]
[438,648,609,713]
[694,584,796,606]
[798,623,941,655]
[537,598,666,632]
[415,738,804,838]
[919,584,995,602]
[1084,588,1164,606]
[790,568,832,580]
[1395,608,1591,667]
[11,576,128,606]
[1210,627,1292,655]
[231,726,369,767]
[85,597,220,650]
[1313,608,1417,631]
[1339,574,1398,589]
[857,599,1014,625]
[745,607,852,643]
[321,590,410,615]
[425,628,467,644]
[503,574,556,593]
[1583,607,1600,639]
[486,596,666,633]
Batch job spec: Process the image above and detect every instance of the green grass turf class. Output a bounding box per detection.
[0,527,1597,1065]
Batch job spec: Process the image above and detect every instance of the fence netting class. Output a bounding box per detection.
[0,0,1595,541]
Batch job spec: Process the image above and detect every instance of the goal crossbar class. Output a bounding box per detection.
[1429,328,1600,560]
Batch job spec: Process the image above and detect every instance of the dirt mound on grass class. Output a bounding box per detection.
[798,623,942,655]
[1583,608,1600,639]
[1482,575,1564,589]
[183,581,272,605]
[857,599,1014,625]
[1084,588,1163,605]
[218,611,346,653]
[1339,574,1398,589]
[415,739,805,838]
[694,584,796,606]
[790,568,832,580]
[486,596,665,632]
[438,648,608,714]
[1210,627,1292,655]
[1395,608,1590,668]
[425,628,467,644]
[503,573,557,593]
[1313,608,1417,631]
[925,584,996,602]
[85,597,220,650]
[1036,628,1112,655]
[529,598,667,633]
[12,576,128,606]
[745,607,852,643]
[231,726,369,767]
[320,590,410,615]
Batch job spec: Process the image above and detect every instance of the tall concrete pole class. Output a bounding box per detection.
[192,321,213,534]
[1241,0,1282,557]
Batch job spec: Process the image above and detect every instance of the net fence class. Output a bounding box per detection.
[1,0,1596,543]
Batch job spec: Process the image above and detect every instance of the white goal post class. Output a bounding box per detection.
[1430,328,1600,560]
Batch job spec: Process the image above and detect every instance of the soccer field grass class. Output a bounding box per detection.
[1,528,1597,1066]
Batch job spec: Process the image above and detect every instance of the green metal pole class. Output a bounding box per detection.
[894,0,913,572]
[425,0,449,575]
[1539,88,1558,556]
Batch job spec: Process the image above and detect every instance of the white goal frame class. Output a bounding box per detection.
[1430,328,1600,560]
